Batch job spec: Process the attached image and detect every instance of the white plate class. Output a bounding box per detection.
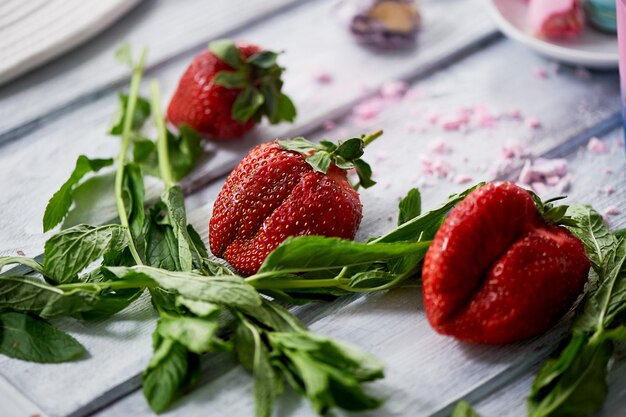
[0,0,142,85]
[485,0,619,69]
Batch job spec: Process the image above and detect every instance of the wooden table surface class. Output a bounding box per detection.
[0,1,624,416]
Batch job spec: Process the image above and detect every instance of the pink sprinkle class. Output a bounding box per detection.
[532,67,548,79]
[525,117,541,129]
[16,250,25,256]
[605,167,614,175]
[587,137,608,154]
[380,80,409,99]
[454,174,472,184]
[604,185,615,195]
[441,113,470,131]
[428,138,452,154]
[604,206,621,216]
[427,111,440,124]
[323,120,336,131]
[353,99,381,120]
[313,71,333,84]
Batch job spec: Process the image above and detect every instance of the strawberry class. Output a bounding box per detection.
[209,133,381,275]
[167,39,296,140]
[422,182,590,344]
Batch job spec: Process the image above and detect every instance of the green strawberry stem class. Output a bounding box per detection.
[149,81,175,189]
[362,130,383,147]
[114,48,147,266]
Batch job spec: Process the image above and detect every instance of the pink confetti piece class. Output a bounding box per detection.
[313,71,333,84]
[587,137,608,154]
[454,174,472,184]
[428,138,452,154]
[532,67,548,79]
[380,80,409,99]
[525,116,541,129]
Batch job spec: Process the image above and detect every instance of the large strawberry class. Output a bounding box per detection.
[209,133,380,275]
[422,182,590,344]
[167,39,296,140]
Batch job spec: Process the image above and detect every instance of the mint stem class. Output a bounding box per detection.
[114,48,147,266]
[149,80,175,189]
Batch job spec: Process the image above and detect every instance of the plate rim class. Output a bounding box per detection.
[484,0,619,69]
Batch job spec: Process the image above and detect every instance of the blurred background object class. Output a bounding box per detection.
[0,0,141,85]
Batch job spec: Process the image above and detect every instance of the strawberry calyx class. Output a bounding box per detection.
[528,192,578,227]
[209,39,296,125]
[277,130,383,189]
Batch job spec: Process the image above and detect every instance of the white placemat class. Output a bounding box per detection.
[0,0,141,85]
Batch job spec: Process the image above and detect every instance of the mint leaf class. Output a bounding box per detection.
[161,187,194,272]
[0,256,44,274]
[213,70,247,88]
[44,224,129,283]
[43,156,114,232]
[209,39,242,69]
[398,188,421,225]
[305,151,332,173]
[451,401,481,417]
[123,163,145,241]
[157,315,229,354]
[232,86,264,122]
[108,93,151,136]
[0,312,85,363]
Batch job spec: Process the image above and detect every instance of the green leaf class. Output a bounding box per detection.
[0,312,85,362]
[232,86,264,122]
[305,151,332,174]
[451,401,481,417]
[108,93,151,136]
[61,172,117,230]
[353,159,376,189]
[115,43,133,67]
[528,335,614,417]
[275,93,296,123]
[277,137,321,154]
[247,50,279,68]
[176,297,220,317]
[565,205,617,275]
[123,163,145,240]
[209,39,242,69]
[157,315,229,354]
[44,224,129,283]
[0,256,45,274]
[143,202,182,271]
[106,266,261,309]
[398,188,421,225]
[213,70,247,88]
[334,138,365,161]
[168,126,203,181]
[142,337,194,413]
[573,237,626,333]
[43,156,114,232]
[375,183,483,244]
[161,187,194,272]
[348,270,396,289]
[258,236,430,275]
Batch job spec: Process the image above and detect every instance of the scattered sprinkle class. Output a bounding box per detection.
[587,137,608,154]
[353,98,381,120]
[603,185,614,195]
[313,71,333,84]
[605,167,614,175]
[17,250,25,256]
[380,80,409,99]
[525,117,541,129]
[532,67,548,79]
[428,138,452,154]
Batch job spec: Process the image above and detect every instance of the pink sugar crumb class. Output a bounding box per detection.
[380,80,409,99]
[441,113,470,131]
[17,250,25,256]
[532,67,548,79]
[525,117,541,129]
[604,206,621,216]
[353,99,381,120]
[313,71,333,84]
[428,138,452,154]
[454,174,472,184]
[420,157,451,177]
[604,185,615,195]
[587,137,608,154]
[323,120,336,131]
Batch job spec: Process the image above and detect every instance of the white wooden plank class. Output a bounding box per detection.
[0,374,47,417]
[0,0,300,140]
[0,1,500,416]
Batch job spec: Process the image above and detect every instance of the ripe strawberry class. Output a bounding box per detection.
[422,182,590,344]
[209,133,381,275]
[167,39,296,140]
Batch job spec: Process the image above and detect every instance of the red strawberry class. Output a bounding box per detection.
[422,182,590,344]
[167,39,296,140]
[209,133,380,275]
